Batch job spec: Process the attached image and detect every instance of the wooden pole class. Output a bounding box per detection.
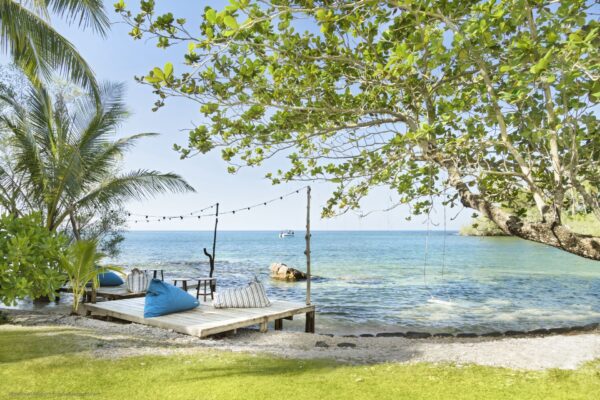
[212,203,219,261]
[305,186,311,305]
[304,186,315,333]
[204,203,219,292]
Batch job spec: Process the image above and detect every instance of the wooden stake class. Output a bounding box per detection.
[305,186,311,305]
[204,203,219,292]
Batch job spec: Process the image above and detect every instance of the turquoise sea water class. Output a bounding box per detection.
[110,230,600,334]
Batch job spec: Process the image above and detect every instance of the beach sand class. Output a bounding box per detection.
[3,308,600,371]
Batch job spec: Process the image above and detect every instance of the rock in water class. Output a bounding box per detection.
[270,263,307,281]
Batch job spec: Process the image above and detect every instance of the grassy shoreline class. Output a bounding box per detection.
[1,324,599,400]
[460,214,600,237]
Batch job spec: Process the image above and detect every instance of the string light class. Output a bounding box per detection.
[128,203,218,219]
[125,186,308,222]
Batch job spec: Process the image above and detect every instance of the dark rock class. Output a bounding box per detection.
[359,334,374,337]
[322,333,335,337]
[433,333,454,338]
[342,335,357,338]
[315,341,329,348]
[456,333,478,338]
[481,331,503,337]
[548,327,571,335]
[406,331,432,339]
[527,329,549,335]
[270,263,307,281]
[337,342,357,348]
[582,323,599,331]
[376,332,406,338]
[570,325,585,332]
[504,330,526,336]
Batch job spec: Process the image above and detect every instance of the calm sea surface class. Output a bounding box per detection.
[108,230,600,334]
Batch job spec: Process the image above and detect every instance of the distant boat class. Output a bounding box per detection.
[279,230,295,238]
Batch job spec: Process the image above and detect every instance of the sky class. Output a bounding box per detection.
[44,0,471,231]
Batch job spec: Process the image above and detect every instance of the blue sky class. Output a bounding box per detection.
[46,0,471,231]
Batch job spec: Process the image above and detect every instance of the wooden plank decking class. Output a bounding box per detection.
[59,282,201,302]
[84,296,316,338]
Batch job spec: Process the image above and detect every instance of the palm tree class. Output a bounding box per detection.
[0,81,195,236]
[0,0,108,96]
[60,239,121,314]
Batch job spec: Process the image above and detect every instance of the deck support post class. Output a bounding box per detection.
[274,319,283,330]
[259,320,268,333]
[305,311,315,333]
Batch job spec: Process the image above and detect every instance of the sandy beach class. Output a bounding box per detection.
[4,308,600,371]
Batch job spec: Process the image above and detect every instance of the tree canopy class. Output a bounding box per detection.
[117,0,599,259]
[0,0,108,96]
[0,82,195,235]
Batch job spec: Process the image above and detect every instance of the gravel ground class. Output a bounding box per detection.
[3,309,600,371]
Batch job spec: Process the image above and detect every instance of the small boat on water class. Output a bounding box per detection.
[279,230,295,238]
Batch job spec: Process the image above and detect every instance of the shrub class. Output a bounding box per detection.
[0,213,68,305]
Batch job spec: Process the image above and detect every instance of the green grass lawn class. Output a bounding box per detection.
[1,325,599,400]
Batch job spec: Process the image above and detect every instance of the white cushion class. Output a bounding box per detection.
[213,280,271,308]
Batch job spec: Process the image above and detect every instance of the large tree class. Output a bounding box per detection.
[117,0,599,259]
[0,82,195,236]
[0,0,108,95]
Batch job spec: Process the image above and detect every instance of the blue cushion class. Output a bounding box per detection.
[98,271,124,286]
[144,279,199,318]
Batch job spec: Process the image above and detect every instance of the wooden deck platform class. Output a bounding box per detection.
[59,282,201,302]
[84,296,316,338]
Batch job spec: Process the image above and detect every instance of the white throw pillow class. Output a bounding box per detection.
[213,280,271,308]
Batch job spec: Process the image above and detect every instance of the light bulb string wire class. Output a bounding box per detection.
[125,186,309,223]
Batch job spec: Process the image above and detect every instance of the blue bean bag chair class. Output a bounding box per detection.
[144,279,199,318]
[98,271,124,286]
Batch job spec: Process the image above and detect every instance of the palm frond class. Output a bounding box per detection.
[67,170,196,220]
[1,82,195,232]
[0,0,100,97]
[46,0,109,36]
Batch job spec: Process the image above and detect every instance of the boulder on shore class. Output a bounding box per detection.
[270,263,307,281]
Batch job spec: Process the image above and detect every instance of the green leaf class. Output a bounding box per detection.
[529,49,553,75]
[164,62,173,78]
[205,9,217,24]
[223,15,239,29]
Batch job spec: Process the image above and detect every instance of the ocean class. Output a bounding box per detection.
[109,230,600,334]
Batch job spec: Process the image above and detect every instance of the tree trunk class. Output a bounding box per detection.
[456,184,600,261]
[69,213,81,241]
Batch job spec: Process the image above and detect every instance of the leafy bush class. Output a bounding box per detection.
[462,212,600,237]
[459,215,507,237]
[0,213,68,305]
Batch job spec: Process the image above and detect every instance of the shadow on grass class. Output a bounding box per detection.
[0,325,206,364]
